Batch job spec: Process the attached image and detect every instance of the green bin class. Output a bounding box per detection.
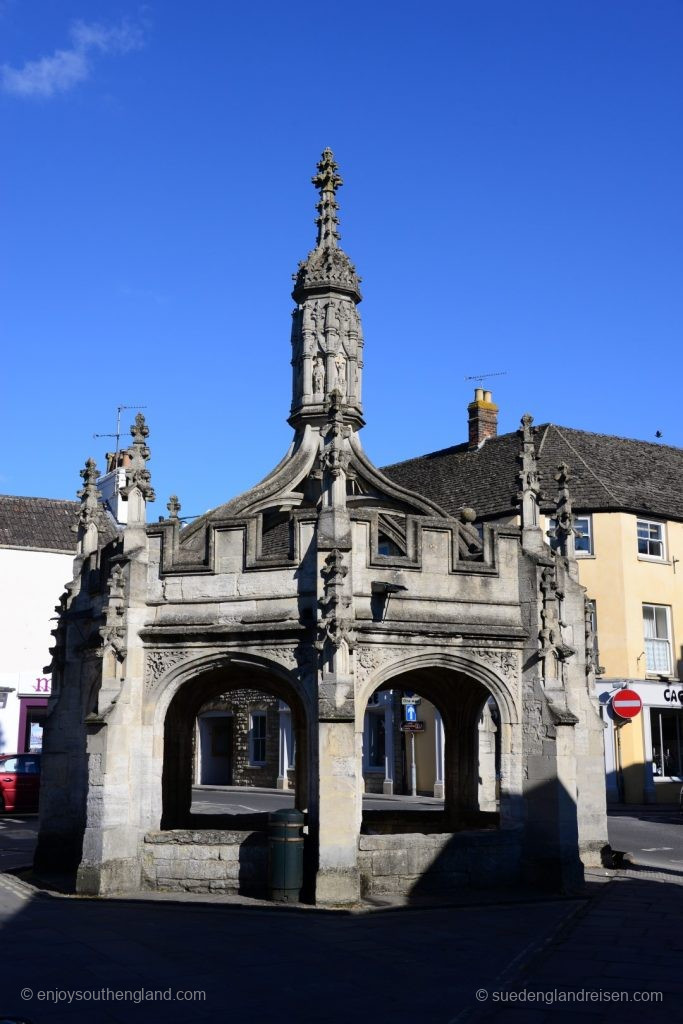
[268,808,304,902]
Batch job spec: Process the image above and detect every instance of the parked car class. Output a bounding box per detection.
[0,753,41,812]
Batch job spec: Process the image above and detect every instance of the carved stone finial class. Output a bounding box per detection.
[167,495,181,521]
[457,507,483,561]
[516,414,541,529]
[312,147,343,249]
[292,150,362,303]
[552,462,575,558]
[121,413,155,504]
[73,457,101,533]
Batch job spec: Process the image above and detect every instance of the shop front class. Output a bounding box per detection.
[0,673,51,755]
[596,680,683,804]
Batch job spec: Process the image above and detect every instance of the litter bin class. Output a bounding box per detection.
[268,808,304,902]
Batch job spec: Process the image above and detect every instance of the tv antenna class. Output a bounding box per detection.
[94,404,147,498]
[464,371,507,387]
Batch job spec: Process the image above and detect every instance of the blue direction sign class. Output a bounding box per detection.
[405,703,418,723]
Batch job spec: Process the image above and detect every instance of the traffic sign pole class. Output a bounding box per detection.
[410,732,417,797]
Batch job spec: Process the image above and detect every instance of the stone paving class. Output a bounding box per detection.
[469,867,683,1023]
[0,866,681,1023]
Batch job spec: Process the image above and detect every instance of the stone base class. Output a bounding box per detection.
[432,781,444,800]
[77,857,142,895]
[382,779,394,795]
[580,839,613,869]
[315,867,360,906]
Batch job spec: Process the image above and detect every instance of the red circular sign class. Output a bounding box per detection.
[611,689,643,719]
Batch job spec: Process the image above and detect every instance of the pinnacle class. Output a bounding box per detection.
[312,148,343,196]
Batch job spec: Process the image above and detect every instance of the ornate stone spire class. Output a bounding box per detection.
[289,150,365,432]
[292,148,362,302]
[516,413,541,530]
[74,458,101,534]
[552,462,575,559]
[120,413,155,512]
[313,147,343,249]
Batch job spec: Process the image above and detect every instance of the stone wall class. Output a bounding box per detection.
[197,691,280,787]
[358,828,523,898]
[142,830,268,896]
[142,826,524,901]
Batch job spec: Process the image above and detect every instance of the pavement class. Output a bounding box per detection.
[0,806,680,1023]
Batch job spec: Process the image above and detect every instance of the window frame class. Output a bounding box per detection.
[248,710,267,766]
[642,603,673,677]
[637,518,667,562]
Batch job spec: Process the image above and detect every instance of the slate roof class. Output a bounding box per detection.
[383,425,683,524]
[0,495,80,552]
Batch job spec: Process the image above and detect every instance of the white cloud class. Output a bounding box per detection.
[1,19,144,98]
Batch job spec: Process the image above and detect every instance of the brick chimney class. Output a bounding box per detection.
[467,388,499,448]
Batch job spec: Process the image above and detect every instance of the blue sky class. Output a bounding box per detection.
[2,1,682,518]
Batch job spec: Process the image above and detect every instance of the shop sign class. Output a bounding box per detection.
[663,688,683,704]
[17,674,51,697]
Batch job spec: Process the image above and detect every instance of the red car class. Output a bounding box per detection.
[0,753,41,813]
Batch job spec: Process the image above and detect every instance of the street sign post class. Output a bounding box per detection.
[611,689,643,720]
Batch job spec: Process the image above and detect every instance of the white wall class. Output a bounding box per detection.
[0,547,73,752]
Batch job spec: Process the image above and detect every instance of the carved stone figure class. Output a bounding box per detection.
[312,356,325,395]
[334,352,347,396]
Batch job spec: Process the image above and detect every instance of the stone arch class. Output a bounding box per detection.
[143,650,313,831]
[355,650,519,731]
[356,650,522,829]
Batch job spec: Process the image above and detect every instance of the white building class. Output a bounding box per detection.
[0,496,77,754]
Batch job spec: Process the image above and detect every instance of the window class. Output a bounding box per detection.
[637,519,666,560]
[546,515,593,555]
[378,534,404,557]
[651,709,683,778]
[249,711,267,765]
[643,604,672,675]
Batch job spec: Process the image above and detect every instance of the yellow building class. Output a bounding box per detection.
[385,391,683,805]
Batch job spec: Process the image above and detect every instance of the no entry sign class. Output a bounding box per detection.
[611,689,643,720]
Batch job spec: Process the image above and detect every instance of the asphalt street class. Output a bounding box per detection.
[190,785,445,815]
[604,806,683,870]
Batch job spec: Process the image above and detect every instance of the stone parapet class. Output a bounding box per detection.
[358,828,523,897]
[142,830,268,895]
